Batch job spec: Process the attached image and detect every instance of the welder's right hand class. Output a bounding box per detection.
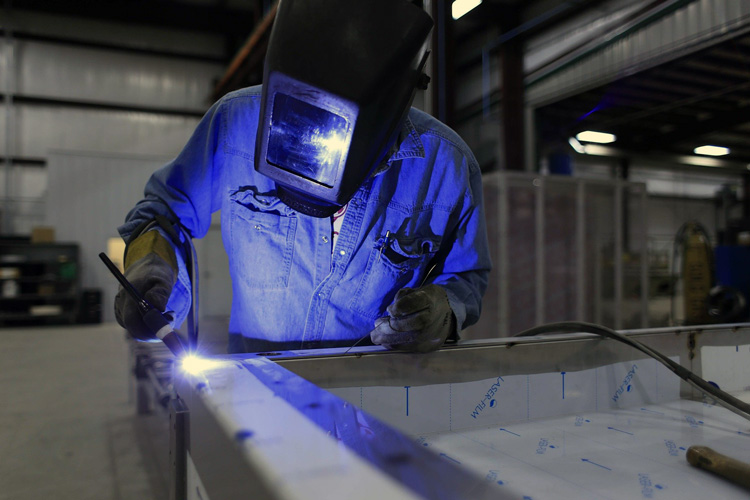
[114,231,178,341]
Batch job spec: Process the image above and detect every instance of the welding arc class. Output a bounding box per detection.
[513,321,750,422]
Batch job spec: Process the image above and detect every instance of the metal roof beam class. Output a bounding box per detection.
[7,0,256,36]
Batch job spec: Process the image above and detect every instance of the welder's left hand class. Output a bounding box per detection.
[369,284,456,353]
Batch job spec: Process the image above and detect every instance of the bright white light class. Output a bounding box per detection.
[693,145,729,156]
[582,144,617,156]
[678,155,724,168]
[181,355,224,375]
[575,131,616,144]
[568,137,585,154]
[569,139,618,156]
[452,0,482,19]
[310,128,347,166]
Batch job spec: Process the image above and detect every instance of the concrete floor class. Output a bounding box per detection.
[0,323,171,500]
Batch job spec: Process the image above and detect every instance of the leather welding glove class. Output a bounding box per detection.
[114,230,178,341]
[370,284,456,353]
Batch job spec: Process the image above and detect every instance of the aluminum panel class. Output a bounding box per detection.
[471,174,502,338]
[525,0,645,73]
[507,177,539,333]
[0,165,46,198]
[474,172,647,337]
[0,39,10,94]
[0,105,6,153]
[0,165,47,233]
[179,326,750,499]
[176,357,502,500]
[17,41,222,110]
[585,183,617,326]
[528,0,750,106]
[544,180,579,323]
[16,105,199,158]
[9,10,225,58]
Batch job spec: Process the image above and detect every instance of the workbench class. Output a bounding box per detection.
[171,324,750,499]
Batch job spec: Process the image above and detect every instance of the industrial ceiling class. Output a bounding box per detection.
[7,0,750,170]
[535,31,750,168]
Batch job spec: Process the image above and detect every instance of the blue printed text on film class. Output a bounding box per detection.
[612,364,638,403]
[471,377,504,419]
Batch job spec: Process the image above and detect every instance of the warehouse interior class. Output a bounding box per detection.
[1,0,750,499]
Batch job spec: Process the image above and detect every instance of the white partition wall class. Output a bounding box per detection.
[45,151,232,326]
[470,172,648,339]
[45,152,167,323]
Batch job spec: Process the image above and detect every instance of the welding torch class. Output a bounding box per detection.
[99,252,187,358]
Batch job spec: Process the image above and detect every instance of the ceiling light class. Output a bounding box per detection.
[582,144,617,156]
[678,155,724,168]
[693,145,729,156]
[567,138,618,156]
[452,0,482,19]
[575,131,616,144]
[576,130,617,144]
[568,137,585,154]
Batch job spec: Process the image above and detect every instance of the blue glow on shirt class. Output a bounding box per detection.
[267,93,349,187]
[121,86,491,349]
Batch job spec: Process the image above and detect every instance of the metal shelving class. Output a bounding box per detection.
[0,240,79,325]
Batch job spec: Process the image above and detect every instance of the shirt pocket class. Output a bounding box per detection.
[229,189,297,289]
[351,234,440,320]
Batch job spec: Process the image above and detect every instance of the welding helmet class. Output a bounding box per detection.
[255,0,434,217]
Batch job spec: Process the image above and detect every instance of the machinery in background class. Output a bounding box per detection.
[675,221,713,325]
[713,183,750,323]
[672,217,749,326]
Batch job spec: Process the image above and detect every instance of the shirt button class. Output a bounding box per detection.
[339,250,346,256]
[322,236,329,243]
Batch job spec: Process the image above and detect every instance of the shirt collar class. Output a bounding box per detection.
[390,116,425,161]
[371,117,425,177]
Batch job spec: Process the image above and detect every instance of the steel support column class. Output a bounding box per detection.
[169,397,189,500]
[427,0,454,126]
[3,4,14,234]
[499,14,524,170]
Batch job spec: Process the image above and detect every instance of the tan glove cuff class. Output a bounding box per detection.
[124,230,178,272]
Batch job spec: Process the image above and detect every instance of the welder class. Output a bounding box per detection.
[115,0,491,354]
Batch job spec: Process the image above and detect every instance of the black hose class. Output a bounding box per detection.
[514,321,750,422]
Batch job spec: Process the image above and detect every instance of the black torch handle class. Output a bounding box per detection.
[98,252,186,358]
[98,252,151,315]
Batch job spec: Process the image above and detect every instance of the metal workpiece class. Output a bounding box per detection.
[174,356,502,500]
[131,341,174,415]
[169,397,189,500]
[173,324,750,499]
[272,324,748,395]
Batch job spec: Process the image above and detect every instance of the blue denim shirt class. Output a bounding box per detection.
[120,85,491,351]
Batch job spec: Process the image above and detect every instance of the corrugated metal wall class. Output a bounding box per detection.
[454,0,648,120]
[526,0,750,106]
[0,10,226,233]
[16,42,218,110]
[14,107,201,158]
